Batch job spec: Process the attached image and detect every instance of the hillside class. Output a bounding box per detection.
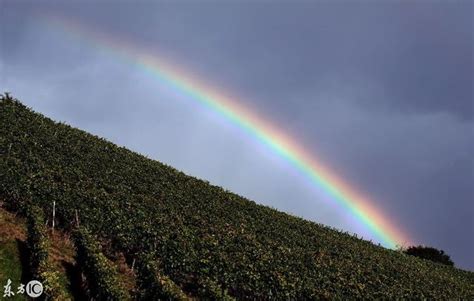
[1,94,473,299]
[0,207,79,300]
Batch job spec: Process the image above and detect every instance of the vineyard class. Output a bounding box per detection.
[1,94,473,299]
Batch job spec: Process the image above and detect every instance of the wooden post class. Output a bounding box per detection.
[75,209,80,227]
[52,201,56,233]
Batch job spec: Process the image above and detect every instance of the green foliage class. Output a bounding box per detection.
[135,254,190,300]
[404,245,454,266]
[26,205,49,278]
[197,277,236,301]
[0,241,26,301]
[1,94,473,299]
[25,204,65,300]
[72,227,130,300]
[39,270,66,301]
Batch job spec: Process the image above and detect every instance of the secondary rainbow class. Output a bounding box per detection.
[41,13,410,248]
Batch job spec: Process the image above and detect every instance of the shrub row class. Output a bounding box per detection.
[25,204,64,300]
[135,254,189,300]
[72,227,130,300]
[134,252,236,301]
[197,277,236,301]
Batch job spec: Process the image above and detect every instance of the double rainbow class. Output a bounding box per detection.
[41,13,410,249]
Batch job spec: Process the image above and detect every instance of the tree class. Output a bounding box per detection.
[403,245,454,266]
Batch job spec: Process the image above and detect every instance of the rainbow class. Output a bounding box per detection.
[40,13,410,248]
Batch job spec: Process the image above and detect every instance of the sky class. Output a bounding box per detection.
[1,1,473,269]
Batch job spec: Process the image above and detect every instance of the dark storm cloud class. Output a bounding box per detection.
[1,0,472,269]
[52,1,471,120]
[3,1,472,118]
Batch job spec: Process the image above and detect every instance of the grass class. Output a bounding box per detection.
[46,231,76,300]
[0,242,26,301]
[0,209,26,300]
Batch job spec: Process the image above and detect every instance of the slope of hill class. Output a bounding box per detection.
[1,95,473,299]
[0,207,27,301]
[0,206,77,300]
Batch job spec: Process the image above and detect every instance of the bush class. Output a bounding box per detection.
[25,204,65,300]
[72,227,130,300]
[26,205,49,277]
[135,254,189,300]
[135,254,235,300]
[404,245,454,266]
[197,277,235,301]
